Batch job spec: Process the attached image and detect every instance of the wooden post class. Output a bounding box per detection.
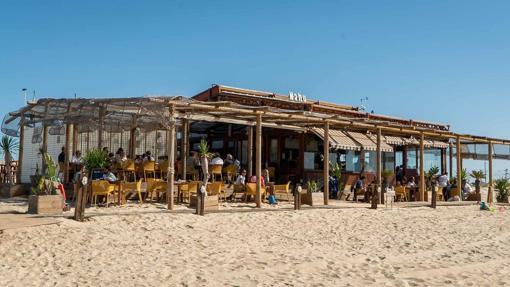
[167,105,176,210]
[73,168,87,221]
[372,127,382,209]
[456,135,462,201]
[488,141,493,204]
[16,115,25,184]
[129,116,137,158]
[247,126,253,177]
[255,114,262,208]
[431,184,437,208]
[419,132,425,201]
[449,142,453,177]
[64,122,72,184]
[323,122,330,205]
[72,124,78,155]
[181,119,189,180]
[42,120,49,173]
[98,106,105,149]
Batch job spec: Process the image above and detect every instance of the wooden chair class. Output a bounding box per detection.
[143,161,156,181]
[245,183,266,202]
[274,182,291,201]
[449,187,459,199]
[206,182,225,200]
[340,184,352,200]
[91,180,116,206]
[120,179,143,204]
[394,186,408,202]
[210,164,223,182]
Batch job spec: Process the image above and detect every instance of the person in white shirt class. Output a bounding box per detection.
[406,177,417,188]
[236,169,247,185]
[437,172,449,201]
[71,151,82,164]
[210,153,224,165]
[462,180,473,199]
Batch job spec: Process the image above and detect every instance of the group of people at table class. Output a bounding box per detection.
[57,146,277,205]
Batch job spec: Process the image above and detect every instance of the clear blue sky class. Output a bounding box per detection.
[1,0,509,176]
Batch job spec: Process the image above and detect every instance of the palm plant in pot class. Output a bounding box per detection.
[82,148,109,174]
[0,135,19,197]
[425,166,440,191]
[469,170,485,194]
[197,138,213,188]
[494,177,509,203]
[29,148,63,214]
[328,161,342,198]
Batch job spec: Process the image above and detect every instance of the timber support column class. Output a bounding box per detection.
[488,141,493,204]
[16,115,25,184]
[64,122,72,184]
[167,105,176,210]
[323,121,330,205]
[372,127,382,209]
[449,142,453,178]
[98,106,105,149]
[72,124,78,155]
[247,126,254,177]
[255,114,262,208]
[419,132,425,201]
[181,119,189,180]
[456,135,462,201]
[129,116,137,158]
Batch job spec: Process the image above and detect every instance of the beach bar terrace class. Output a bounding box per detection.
[4,85,510,212]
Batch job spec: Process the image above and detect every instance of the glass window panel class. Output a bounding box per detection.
[407,148,417,169]
[346,150,361,172]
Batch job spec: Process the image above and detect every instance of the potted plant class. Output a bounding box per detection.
[191,138,217,212]
[28,148,64,215]
[328,161,341,199]
[425,166,440,191]
[0,135,19,197]
[82,148,109,177]
[494,177,509,203]
[469,170,485,194]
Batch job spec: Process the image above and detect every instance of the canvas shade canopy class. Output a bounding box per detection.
[311,127,361,151]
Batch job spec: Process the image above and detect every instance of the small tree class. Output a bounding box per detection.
[197,138,213,186]
[469,170,485,194]
[494,177,509,203]
[0,135,19,184]
[425,166,440,190]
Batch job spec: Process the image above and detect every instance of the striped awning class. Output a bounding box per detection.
[367,134,396,153]
[347,131,393,152]
[312,128,360,151]
[385,135,406,146]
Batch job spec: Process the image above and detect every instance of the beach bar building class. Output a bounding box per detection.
[4,85,510,208]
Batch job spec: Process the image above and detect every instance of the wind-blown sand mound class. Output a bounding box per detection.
[1,204,509,286]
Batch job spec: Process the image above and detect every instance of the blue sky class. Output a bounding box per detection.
[1,0,509,176]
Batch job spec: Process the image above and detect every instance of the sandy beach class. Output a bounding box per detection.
[1,198,509,287]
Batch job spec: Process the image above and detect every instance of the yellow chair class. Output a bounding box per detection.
[143,161,156,181]
[267,167,276,181]
[210,164,223,182]
[121,160,137,181]
[245,182,266,203]
[185,163,198,180]
[182,181,200,203]
[120,179,143,204]
[394,186,408,202]
[206,182,225,200]
[91,180,116,206]
[232,184,246,201]
[274,182,291,201]
[434,187,444,201]
[146,178,167,202]
[223,164,237,183]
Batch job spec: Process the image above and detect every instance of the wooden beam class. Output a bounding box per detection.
[323,121,330,205]
[488,141,493,204]
[16,115,25,184]
[419,132,425,201]
[247,126,253,177]
[181,119,189,180]
[449,142,453,177]
[456,135,462,201]
[167,105,176,210]
[255,114,262,208]
[375,127,382,207]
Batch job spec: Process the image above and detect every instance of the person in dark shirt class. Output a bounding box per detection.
[58,146,65,163]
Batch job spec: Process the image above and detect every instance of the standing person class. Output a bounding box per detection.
[58,146,66,164]
[353,176,366,202]
[438,172,449,201]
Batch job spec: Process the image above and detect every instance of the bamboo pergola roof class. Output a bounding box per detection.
[5,95,510,147]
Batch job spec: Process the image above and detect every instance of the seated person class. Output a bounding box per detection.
[210,153,224,165]
[236,169,247,185]
[115,148,128,163]
[71,151,83,164]
[249,174,266,188]
[103,169,117,183]
[462,180,473,199]
[406,177,417,188]
[224,154,234,167]
[353,176,366,201]
[143,151,155,162]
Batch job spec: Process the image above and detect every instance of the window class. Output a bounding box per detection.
[383,152,395,172]
[395,151,403,168]
[346,150,361,172]
[424,149,441,172]
[269,139,278,162]
[211,140,223,150]
[364,151,376,172]
[407,148,417,169]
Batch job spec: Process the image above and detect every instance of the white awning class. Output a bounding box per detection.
[312,128,361,151]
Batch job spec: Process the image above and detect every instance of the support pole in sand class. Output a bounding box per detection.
[323,121,330,205]
[456,135,462,201]
[255,114,262,208]
[181,119,188,180]
[431,183,437,209]
[129,116,137,158]
[247,125,253,177]
[64,122,72,184]
[167,105,176,210]
[419,132,425,201]
[449,142,453,179]
[97,106,105,149]
[488,141,493,204]
[16,114,25,184]
[72,124,78,156]
[73,168,87,221]
[372,127,382,209]
[42,110,49,174]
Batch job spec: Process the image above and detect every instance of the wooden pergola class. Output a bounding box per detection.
[6,95,510,208]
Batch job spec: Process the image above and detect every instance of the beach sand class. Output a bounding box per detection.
[1,198,509,287]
